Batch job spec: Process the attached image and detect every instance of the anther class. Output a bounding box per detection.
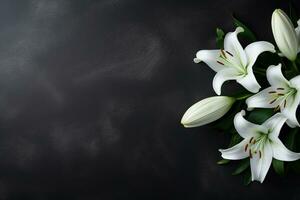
[269,99,276,104]
[277,88,285,90]
[268,91,276,94]
[277,93,285,96]
[284,99,287,108]
[226,51,233,56]
[252,139,256,144]
[259,150,262,158]
[220,49,227,58]
[217,61,224,65]
[249,149,252,158]
[249,137,254,143]
[244,144,248,152]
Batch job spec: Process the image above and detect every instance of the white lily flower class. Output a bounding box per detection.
[295,19,300,52]
[181,96,235,128]
[220,110,300,183]
[246,64,300,127]
[272,9,299,61]
[194,27,275,95]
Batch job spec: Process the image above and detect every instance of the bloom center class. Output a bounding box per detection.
[244,134,269,159]
[216,49,247,75]
[268,87,297,110]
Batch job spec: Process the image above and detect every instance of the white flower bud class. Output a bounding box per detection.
[272,9,298,61]
[181,96,235,128]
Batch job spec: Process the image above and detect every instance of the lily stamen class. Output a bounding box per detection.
[269,99,276,104]
[225,51,233,57]
[217,61,224,65]
[284,99,287,108]
[259,150,262,158]
[220,49,227,58]
[249,137,254,143]
[244,144,248,152]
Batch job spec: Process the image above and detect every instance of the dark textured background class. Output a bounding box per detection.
[0,0,300,199]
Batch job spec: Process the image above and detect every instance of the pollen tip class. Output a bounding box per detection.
[244,144,248,152]
[249,137,254,143]
[259,150,262,158]
[284,99,287,108]
[269,99,276,104]
[217,61,224,65]
[225,50,233,57]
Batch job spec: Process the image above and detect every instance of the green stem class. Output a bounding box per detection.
[292,61,299,73]
[236,94,252,100]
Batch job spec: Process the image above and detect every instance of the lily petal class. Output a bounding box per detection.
[195,50,224,72]
[236,67,261,93]
[244,41,275,68]
[266,64,290,88]
[282,92,300,127]
[219,139,249,160]
[234,110,263,138]
[290,75,300,90]
[224,27,248,67]
[296,19,300,52]
[263,113,287,139]
[213,68,240,95]
[272,138,300,161]
[250,142,273,183]
[246,87,280,109]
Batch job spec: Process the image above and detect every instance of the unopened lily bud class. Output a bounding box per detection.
[181,96,235,128]
[272,9,298,61]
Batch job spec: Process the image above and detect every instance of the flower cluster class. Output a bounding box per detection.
[181,9,300,183]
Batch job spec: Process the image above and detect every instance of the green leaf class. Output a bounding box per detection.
[285,127,299,151]
[217,159,230,165]
[290,160,300,174]
[232,159,250,175]
[247,108,274,124]
[216,28,225,49]
[285,69,296,80]
[242,170,252,185]
[232,15,256,42]
[272,159,284,176]
[229,132,242,147]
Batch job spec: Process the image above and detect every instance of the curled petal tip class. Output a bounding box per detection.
[193,58,201,63]
[236,26,244,33]
[240,110,246,116]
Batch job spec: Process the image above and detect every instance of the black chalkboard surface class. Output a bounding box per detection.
[0,0,299,199]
